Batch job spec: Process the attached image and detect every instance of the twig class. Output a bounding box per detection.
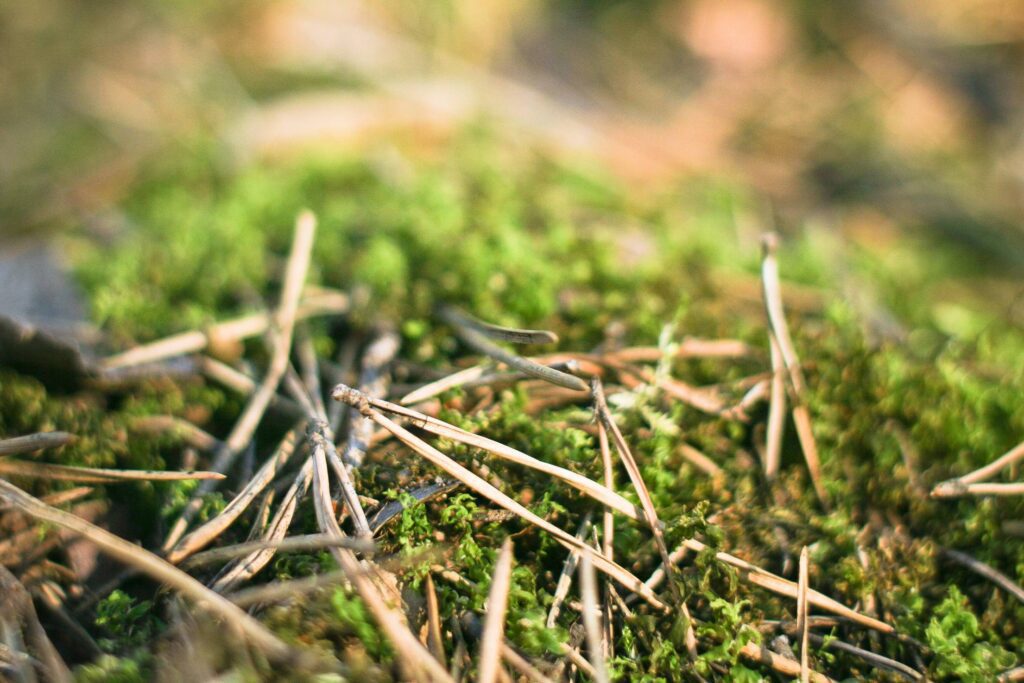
[500,643,556,683]
[679,443,723,479]
[797,546,810,683]
[425,574,446,665]
[168,429,301,564]
[931,482,1024,498]
[765,334,786,479]
[579,553,609,683]
[931,438,1024,498]
[607,338,756,362]
[130,416,222,452]
[438,306,586,392]
[0,459,224,483]
[400,365,493,405]
[343,329,400,468]
[761,233,829,507]
[546,514,592,628]
[226,568,349,608]
[183,533,374,569]
[940,548,1024,604]
[100,289,348,370]
[333,385,665,609]
[739,640,834,683]
[199,357,305,419]
[314,424,372,537]
[0,479,295,662]
[0,432,75,456]
[479,538,514,683]
[164,211,318,550]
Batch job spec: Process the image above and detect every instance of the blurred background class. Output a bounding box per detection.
[4,0,1024,290]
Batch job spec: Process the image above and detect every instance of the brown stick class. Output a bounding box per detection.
[0,431,75,456]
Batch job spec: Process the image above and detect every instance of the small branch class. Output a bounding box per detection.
[0,459,224,483]
[182,533,374,569]
[797,546,810,683]
[100,289,348,370]
[0,432,75,456]
[761,233,829,507]
[940,548,1024,605]
[579,553,609,683]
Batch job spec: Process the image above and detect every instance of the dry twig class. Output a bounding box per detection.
[478,538,514,683]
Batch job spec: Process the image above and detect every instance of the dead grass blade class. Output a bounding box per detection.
[591,380,683,588]
[579,553,609,683]
[333,385,665,609]
[438,305,558,345]
[761,233,829,506]
[940,548,1024,604]
[168,429,301,564]
[164,211,317,550]
[478,538,514,683]
[182,533,374,569]
[343,329,400,468]
[931,438,1024,497]
[334,391,641,521]
[932,482,1024,497]
[100,289,348,370]
[500,643,556,683]
[0,432,75,456]
[765,334,786,478]
[798,546,810,683]
[131,416,222,452]
[425,574,446,665]
[546,514,592,628]
[739,640,835,683]
[199,357,305,419]
[400,365,492,405]
[0,479,295,662]
[438,306,586,392]
[0,459,225,483]
[607,338,756,362]
[210,461,312,593]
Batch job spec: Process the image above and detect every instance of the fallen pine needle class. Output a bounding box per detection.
[478,538,514,683]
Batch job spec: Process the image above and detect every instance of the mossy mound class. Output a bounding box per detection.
[4,130,1023,681]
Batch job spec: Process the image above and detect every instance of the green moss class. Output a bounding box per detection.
[4,129,1022,680]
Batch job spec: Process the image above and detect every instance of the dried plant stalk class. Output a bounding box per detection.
[579,553,609,683]
[798,546,810,683]
[0,432,75,456]
[168,429,301,564]
[100,289,348,370]
[438,306,586,392]
[0,460,224,483]
[478,538,514,683]
[761,233,829,506]
[439,306,558,345]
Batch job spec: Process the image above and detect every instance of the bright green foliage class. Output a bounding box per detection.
[925,586,1017,681]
